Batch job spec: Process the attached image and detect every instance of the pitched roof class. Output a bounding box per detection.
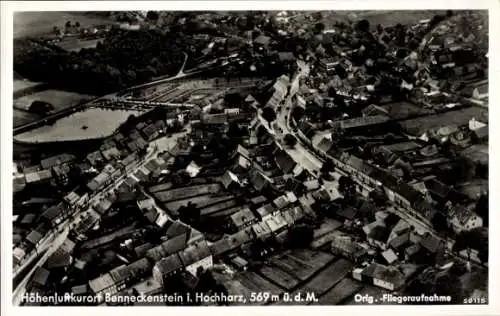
[337,206,358,220]
[26,230,43,245]
[166,221,191,238]
[419,234,442,253]
[389,231,411,250]
[179,241,212,267]
[361,263,405,288]
[274,150,297,174]
[230,208,257,228]
[155,254,183,276]
[254,34,271,45]
[32,267,50,286]
[382,248,399,264]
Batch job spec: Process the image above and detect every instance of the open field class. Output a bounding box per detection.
[319,10,446,29]
[13,79,44,95]
[56,38,104,52]
[13,110,40,128]
[14,12,115,39]
[14,89,95,111]
[14,107,143,143]
[399,106,487,136]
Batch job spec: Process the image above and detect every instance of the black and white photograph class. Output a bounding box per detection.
[2,1,497,313]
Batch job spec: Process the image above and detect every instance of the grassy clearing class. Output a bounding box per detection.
[14,11,114,39]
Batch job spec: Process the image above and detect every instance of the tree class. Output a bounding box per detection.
[65,21,71,28]
[146,11,159,21]
[283,134,297,147]
[179,202,200,226]
[29,100,54,115]
[339,175,356,202]
[356,19,370,33]
[431,211,450,233]
[320,158,335,175]
[453,227,488,264]
[474,193,488,226]
[75,22,80,28]
[288,224,314,248]
[291,106,304,122]
[261,106,276,127]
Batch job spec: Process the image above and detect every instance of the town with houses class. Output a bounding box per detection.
[11,10,488,306]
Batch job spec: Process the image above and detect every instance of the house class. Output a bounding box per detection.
[229,208,257,231]
[352,263,405,291]
[273,195,290,210]
[101,147,121,161]
[249,168,272,191]
[381,249,399,265]
[221,170,240,191]
[24,169,53,185]
[108,258,151,292]
[404,244,421,261]
[31,267,50,288]
[447,204,483,233]
[249,195,267,207]
[419,233,444,261]
[26,230,44,247]
[330,235,368,262]
[265,213,288,234]
[179,241,213,276]
[251,221,273,240]
[232,155,251,173]
[367,225,390,250]
[89,273,118,298]
[472,126,488,143]
[40,153,75,169]
[274,150,297,174]
[41,203,66,227]
[141,123,159,141]
[255,203,275,221]
[253,34,271,47]
[46,238,76,269]
[133,277,163,297]
[87,151,104,166]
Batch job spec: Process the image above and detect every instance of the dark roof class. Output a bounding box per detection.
[420,234,442,253]
[26,230,43,245]
[278,52,294,61]
[155,254,183,276]
[135,243,154,258]
[32,267,50,286]
[384,213,401,228]
[166,221,191,238]
[109,258,151,284]
[389,232,411,250]
[337,206,358,220]
[473,126,488,140]
[250,195,267,205]
[41,204,64,222]
[368,225,390,242]
[274,150,296,174]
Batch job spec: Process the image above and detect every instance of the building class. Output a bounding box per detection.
[330,235,368,262]
[352,263,405,291]
[179,240,213,276]
[446,204,483,233]
[229,208,257,232]
[108,258,151,293]
[89,273,118,298]
[41,154,75,169]
[25,169,53,185]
